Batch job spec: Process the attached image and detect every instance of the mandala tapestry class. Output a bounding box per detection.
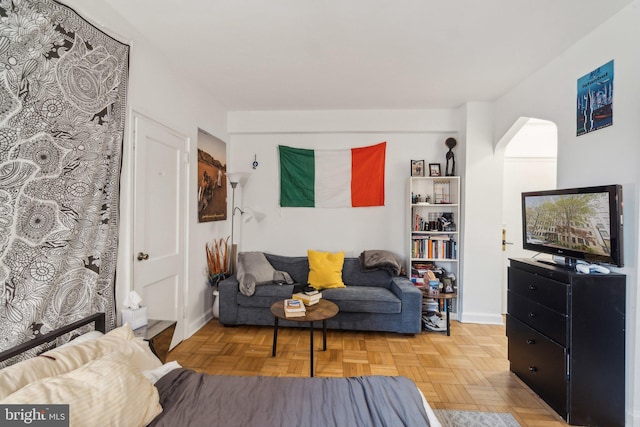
[0,0,129,364]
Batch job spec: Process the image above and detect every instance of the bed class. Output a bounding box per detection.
[0,313,441,426]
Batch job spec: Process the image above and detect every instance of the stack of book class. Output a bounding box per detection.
[411,235,457,259]
[292,290,322,306]
[283,299,306,317]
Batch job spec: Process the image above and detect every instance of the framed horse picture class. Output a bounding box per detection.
[197,129,227,222]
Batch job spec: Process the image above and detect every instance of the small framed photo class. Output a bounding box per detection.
[411,160,425,177]
[429,163,441,177]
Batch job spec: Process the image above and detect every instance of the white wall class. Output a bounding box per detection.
[61,0,229,338]
[227,110,458,259]
[457,103,504,324]
[494,1,640,423]
[503,119,558,159]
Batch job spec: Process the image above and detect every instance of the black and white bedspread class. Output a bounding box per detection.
[150,369,431,427]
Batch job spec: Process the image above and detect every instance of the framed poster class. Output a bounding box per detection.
[197,129,227,222]
[577,60,613,136]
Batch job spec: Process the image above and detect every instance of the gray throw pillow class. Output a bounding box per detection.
[237,252,293,296]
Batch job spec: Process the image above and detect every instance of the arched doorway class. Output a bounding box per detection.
[498,118,558,312]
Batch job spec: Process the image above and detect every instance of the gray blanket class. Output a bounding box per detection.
[149,369,430,427]
[360,250,404,276]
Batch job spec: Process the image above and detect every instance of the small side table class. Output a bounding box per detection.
[422,291,457,336]
[271,299,339,377]
[134,319,176,363]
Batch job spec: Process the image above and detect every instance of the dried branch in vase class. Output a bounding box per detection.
[206,236,229,288]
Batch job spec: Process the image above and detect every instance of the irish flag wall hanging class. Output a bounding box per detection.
[279,142,386,207]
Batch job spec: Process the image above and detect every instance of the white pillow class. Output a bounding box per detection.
[46,323,162,372]
[0,324,161,399]
[1,351,162,427]
[142,360,182,384]
[56,330,105,349]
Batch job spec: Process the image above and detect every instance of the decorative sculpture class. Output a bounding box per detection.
[445,137,457,176]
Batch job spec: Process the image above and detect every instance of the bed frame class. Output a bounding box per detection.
[0,313,106,363]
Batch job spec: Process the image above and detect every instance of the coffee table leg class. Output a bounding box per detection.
[322,319,327,351]
[272,317,278,357]
[445,299,451,336]
[309,321,314,377]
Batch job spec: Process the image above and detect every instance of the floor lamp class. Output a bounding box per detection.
[227,172,249,274]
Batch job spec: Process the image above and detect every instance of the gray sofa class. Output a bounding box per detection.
[218,253,422,334]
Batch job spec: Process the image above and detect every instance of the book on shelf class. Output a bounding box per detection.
[292,292,322,306]
[284,298,306,317]
[411,237,457,259]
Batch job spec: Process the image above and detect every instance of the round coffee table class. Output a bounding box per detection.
[270,299,339,377]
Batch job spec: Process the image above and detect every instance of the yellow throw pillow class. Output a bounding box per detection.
[307,250,346,290]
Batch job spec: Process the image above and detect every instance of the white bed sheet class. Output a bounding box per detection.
[418,387,442,427]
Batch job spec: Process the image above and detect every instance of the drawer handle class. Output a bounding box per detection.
[528,284,537,291]
[529,366,538,373]
[528,312,536,318]
[526,339,536,345]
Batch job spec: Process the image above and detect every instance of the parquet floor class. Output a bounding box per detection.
[167,318,568,427]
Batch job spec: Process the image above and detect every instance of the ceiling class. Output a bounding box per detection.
[103,0,631,111]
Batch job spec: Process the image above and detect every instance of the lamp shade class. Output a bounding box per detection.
[242,207,266,223]
[226,172,250,187]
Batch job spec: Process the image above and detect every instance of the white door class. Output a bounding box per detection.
[132,113,188,348]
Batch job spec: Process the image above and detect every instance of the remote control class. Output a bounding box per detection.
[589,264,610,274]
[576,264,610,274]
[576,264,590,274]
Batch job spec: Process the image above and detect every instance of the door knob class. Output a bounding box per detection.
[501,229,514,251]
[137,252,149,261]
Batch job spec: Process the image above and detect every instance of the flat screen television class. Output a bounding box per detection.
[521,184,623,267]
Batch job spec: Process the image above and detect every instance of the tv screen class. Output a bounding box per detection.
[521,185,623,267]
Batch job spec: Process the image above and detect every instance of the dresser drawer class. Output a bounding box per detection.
[508,267,568,314]
[507,315,567,418]
[508,291,567,346]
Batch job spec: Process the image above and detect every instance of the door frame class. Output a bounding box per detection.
[129,109,190,347]
[498,117,558,313]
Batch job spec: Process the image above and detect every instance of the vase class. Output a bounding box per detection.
[212,289,220,319]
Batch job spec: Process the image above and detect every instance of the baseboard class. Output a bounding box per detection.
[629,408,639,426]
[186,312,213,340]
[458,312,504,325]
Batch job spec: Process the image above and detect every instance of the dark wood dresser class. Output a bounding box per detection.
[507,258,625,426]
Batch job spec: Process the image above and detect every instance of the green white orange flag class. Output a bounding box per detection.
[279,142,386,207]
